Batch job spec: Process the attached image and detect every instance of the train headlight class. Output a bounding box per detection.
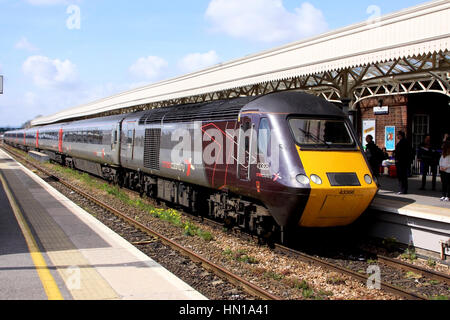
[296,174,310,185]
[310,174,322,185]
[364,174,373,185]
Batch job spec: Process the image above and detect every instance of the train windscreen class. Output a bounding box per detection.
[288,118,355,148]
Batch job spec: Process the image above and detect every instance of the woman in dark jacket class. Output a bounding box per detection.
[365,135,382,178]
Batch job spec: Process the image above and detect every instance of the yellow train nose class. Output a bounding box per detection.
[295,147,378,227]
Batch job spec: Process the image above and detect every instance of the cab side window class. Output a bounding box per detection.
[258,118,271,158]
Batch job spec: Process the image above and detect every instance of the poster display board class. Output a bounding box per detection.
[362,120,376,149]
[385,126,396,151]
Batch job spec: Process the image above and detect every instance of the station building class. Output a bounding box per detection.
[358,93,449,150]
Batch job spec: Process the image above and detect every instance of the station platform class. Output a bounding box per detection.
[0,149,206,300]
[367,175,450,258]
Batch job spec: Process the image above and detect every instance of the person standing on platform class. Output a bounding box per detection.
[439,141,450,202]
[365,135,383,180]
[394,131,412,195]
[418,135,439,191]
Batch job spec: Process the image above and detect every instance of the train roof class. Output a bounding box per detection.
[135,96,257,125]
[246,91,347,118]
[126,91,346,125]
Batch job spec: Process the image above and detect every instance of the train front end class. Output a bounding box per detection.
[288,117,378,227]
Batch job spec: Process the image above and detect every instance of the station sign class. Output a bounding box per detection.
[373,106,389,115]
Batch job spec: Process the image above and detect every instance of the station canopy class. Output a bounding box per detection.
[32,0,450,127]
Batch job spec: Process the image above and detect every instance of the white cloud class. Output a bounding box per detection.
[129,56,168,81]
[178,50,220,73]
[205,0,328,43]
[22,55,78,89]
[15,37,39,52]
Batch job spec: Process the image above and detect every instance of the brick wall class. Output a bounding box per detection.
[358,95,408,150]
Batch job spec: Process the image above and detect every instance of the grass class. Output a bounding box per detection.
[427,258,436,267]
[430,295,449,300]
[382,237,398,251]
[289,279,319,299]
[222,248,259,265]
[96,184,215,242]
[405,271,422,280]
[401,247,417,261]
[222,248,233,256]
[326,276,346,285]
[45,161,215,243]
[264,271,284,281]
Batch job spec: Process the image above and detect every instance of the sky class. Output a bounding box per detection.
[0,0,430,127]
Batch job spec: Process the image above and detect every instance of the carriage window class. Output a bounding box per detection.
[127,130,133,144]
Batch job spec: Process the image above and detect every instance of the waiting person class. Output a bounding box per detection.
[365,135,383,179]
[417,135,439,191]
[439,141,450,202]
[394,131,412,195]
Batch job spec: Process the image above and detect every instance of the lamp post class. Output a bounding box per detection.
[0,75,3,94]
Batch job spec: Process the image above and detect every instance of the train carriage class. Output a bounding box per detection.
[60,115,125,180]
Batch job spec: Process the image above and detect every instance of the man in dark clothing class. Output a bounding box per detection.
[365,135,382,179]
[417,135,439,191]
[394,131,412,195]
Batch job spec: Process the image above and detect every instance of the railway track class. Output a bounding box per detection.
[3,145,449,300]
[186,209,449,299]
[273,245,425,300]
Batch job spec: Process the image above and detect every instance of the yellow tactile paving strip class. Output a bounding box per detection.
[0,170,63,300]
[0,154,119,300]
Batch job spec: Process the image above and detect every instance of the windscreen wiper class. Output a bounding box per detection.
[297,128,331,147]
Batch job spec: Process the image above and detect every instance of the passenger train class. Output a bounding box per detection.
[4,91,378,242]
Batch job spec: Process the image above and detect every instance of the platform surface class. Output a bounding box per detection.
[0,149,206,300]
[371,175,450,222]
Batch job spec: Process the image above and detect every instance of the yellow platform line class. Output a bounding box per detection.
[0,170,64,300]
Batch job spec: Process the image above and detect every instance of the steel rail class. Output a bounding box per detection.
[274,244,429,300]
[375,254,450,286]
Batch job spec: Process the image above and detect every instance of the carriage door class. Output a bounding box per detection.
[111,122,121,162]
[238,116,255,181]
[121,122,136,165]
